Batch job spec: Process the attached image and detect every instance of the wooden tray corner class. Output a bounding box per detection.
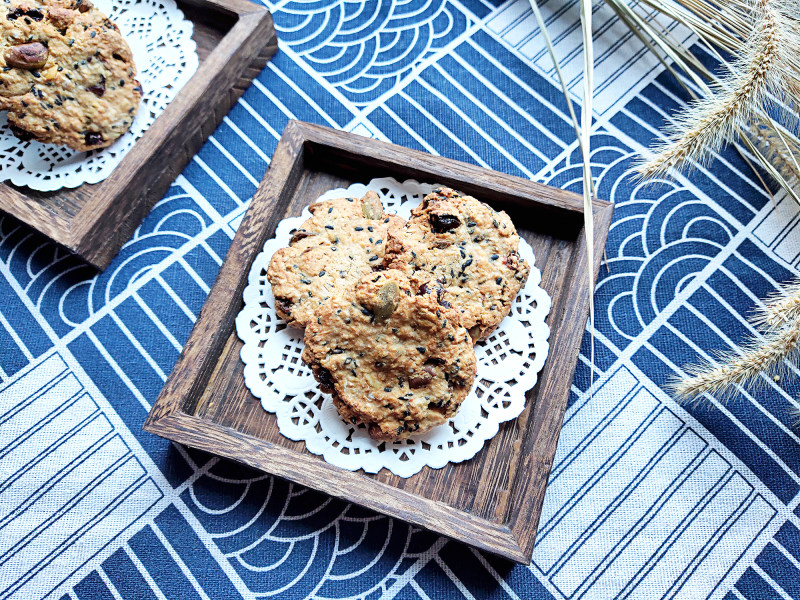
[0,0,277,270]
[144,120,614,563]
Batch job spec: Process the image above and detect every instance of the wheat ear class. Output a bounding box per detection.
[639,0,788,177]
[747,118,800,187]
[672,320,800,402]
[751,278,800,329]
[673,276,800,401]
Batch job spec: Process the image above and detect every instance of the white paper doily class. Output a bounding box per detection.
[235,178,552,477]
[0,0,198,191]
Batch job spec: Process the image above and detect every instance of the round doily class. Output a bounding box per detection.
[0,0,198,191]
[235,178,552,477]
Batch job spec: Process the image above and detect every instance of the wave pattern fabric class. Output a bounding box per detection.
[0,0,798,598]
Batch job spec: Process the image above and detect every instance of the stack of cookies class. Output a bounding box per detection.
[268,187,530,441]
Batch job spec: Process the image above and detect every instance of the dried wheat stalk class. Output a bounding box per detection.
[673,281,800,402]
[600,0,800,202]
[579,0,596,389]
[596,0,800,412]
[746,118,800,188]
[537,0,800,405]
[640,0,800,177]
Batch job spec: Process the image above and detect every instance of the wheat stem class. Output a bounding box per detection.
[528,0,595,197]
[606,0,711,93]
[579,0,595,391]
[528,1,580,146]
[635,0,742,49]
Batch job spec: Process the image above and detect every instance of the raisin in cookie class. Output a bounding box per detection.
[0,0,141,150]
[302,270,476,441]
[384,187,530,342]
[268,192,405,328]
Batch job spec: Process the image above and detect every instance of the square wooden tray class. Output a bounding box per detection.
[144,120,614,563]
[0,0,277,270]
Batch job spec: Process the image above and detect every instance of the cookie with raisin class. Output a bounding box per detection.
[302,269,476,441]
[0,0,141,150]
[267,191,404,328]
[384,187,530,342]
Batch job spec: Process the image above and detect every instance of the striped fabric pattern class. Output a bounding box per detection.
[1,0,799,598]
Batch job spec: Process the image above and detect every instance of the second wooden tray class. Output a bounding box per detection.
[145,120,614,563]
[0,0,277,270]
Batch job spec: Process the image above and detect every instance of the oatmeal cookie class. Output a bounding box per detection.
[0,0,142,150]
[268,191,405,328]
[384,187,530,342]
[302,269,476,441]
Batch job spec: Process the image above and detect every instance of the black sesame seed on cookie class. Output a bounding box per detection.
[302,269,476,441]
[267,192,405,329]
[0,0,141,150]
[384,187,530,342]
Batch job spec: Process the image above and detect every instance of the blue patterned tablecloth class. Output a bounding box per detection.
[2,1,800,599]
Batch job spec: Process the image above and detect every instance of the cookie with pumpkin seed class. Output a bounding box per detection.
[302,269,476,441]
[0,0,141,150]
[384,187,530,342]
[267,191,405,329]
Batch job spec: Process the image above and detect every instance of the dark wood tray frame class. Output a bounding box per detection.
[0,0,277,270]
[144,120,614,563]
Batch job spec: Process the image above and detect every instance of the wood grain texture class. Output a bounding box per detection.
[0,0,277,270]
[145,120,615,563]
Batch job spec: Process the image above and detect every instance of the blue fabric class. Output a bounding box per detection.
[1,0,799,598]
